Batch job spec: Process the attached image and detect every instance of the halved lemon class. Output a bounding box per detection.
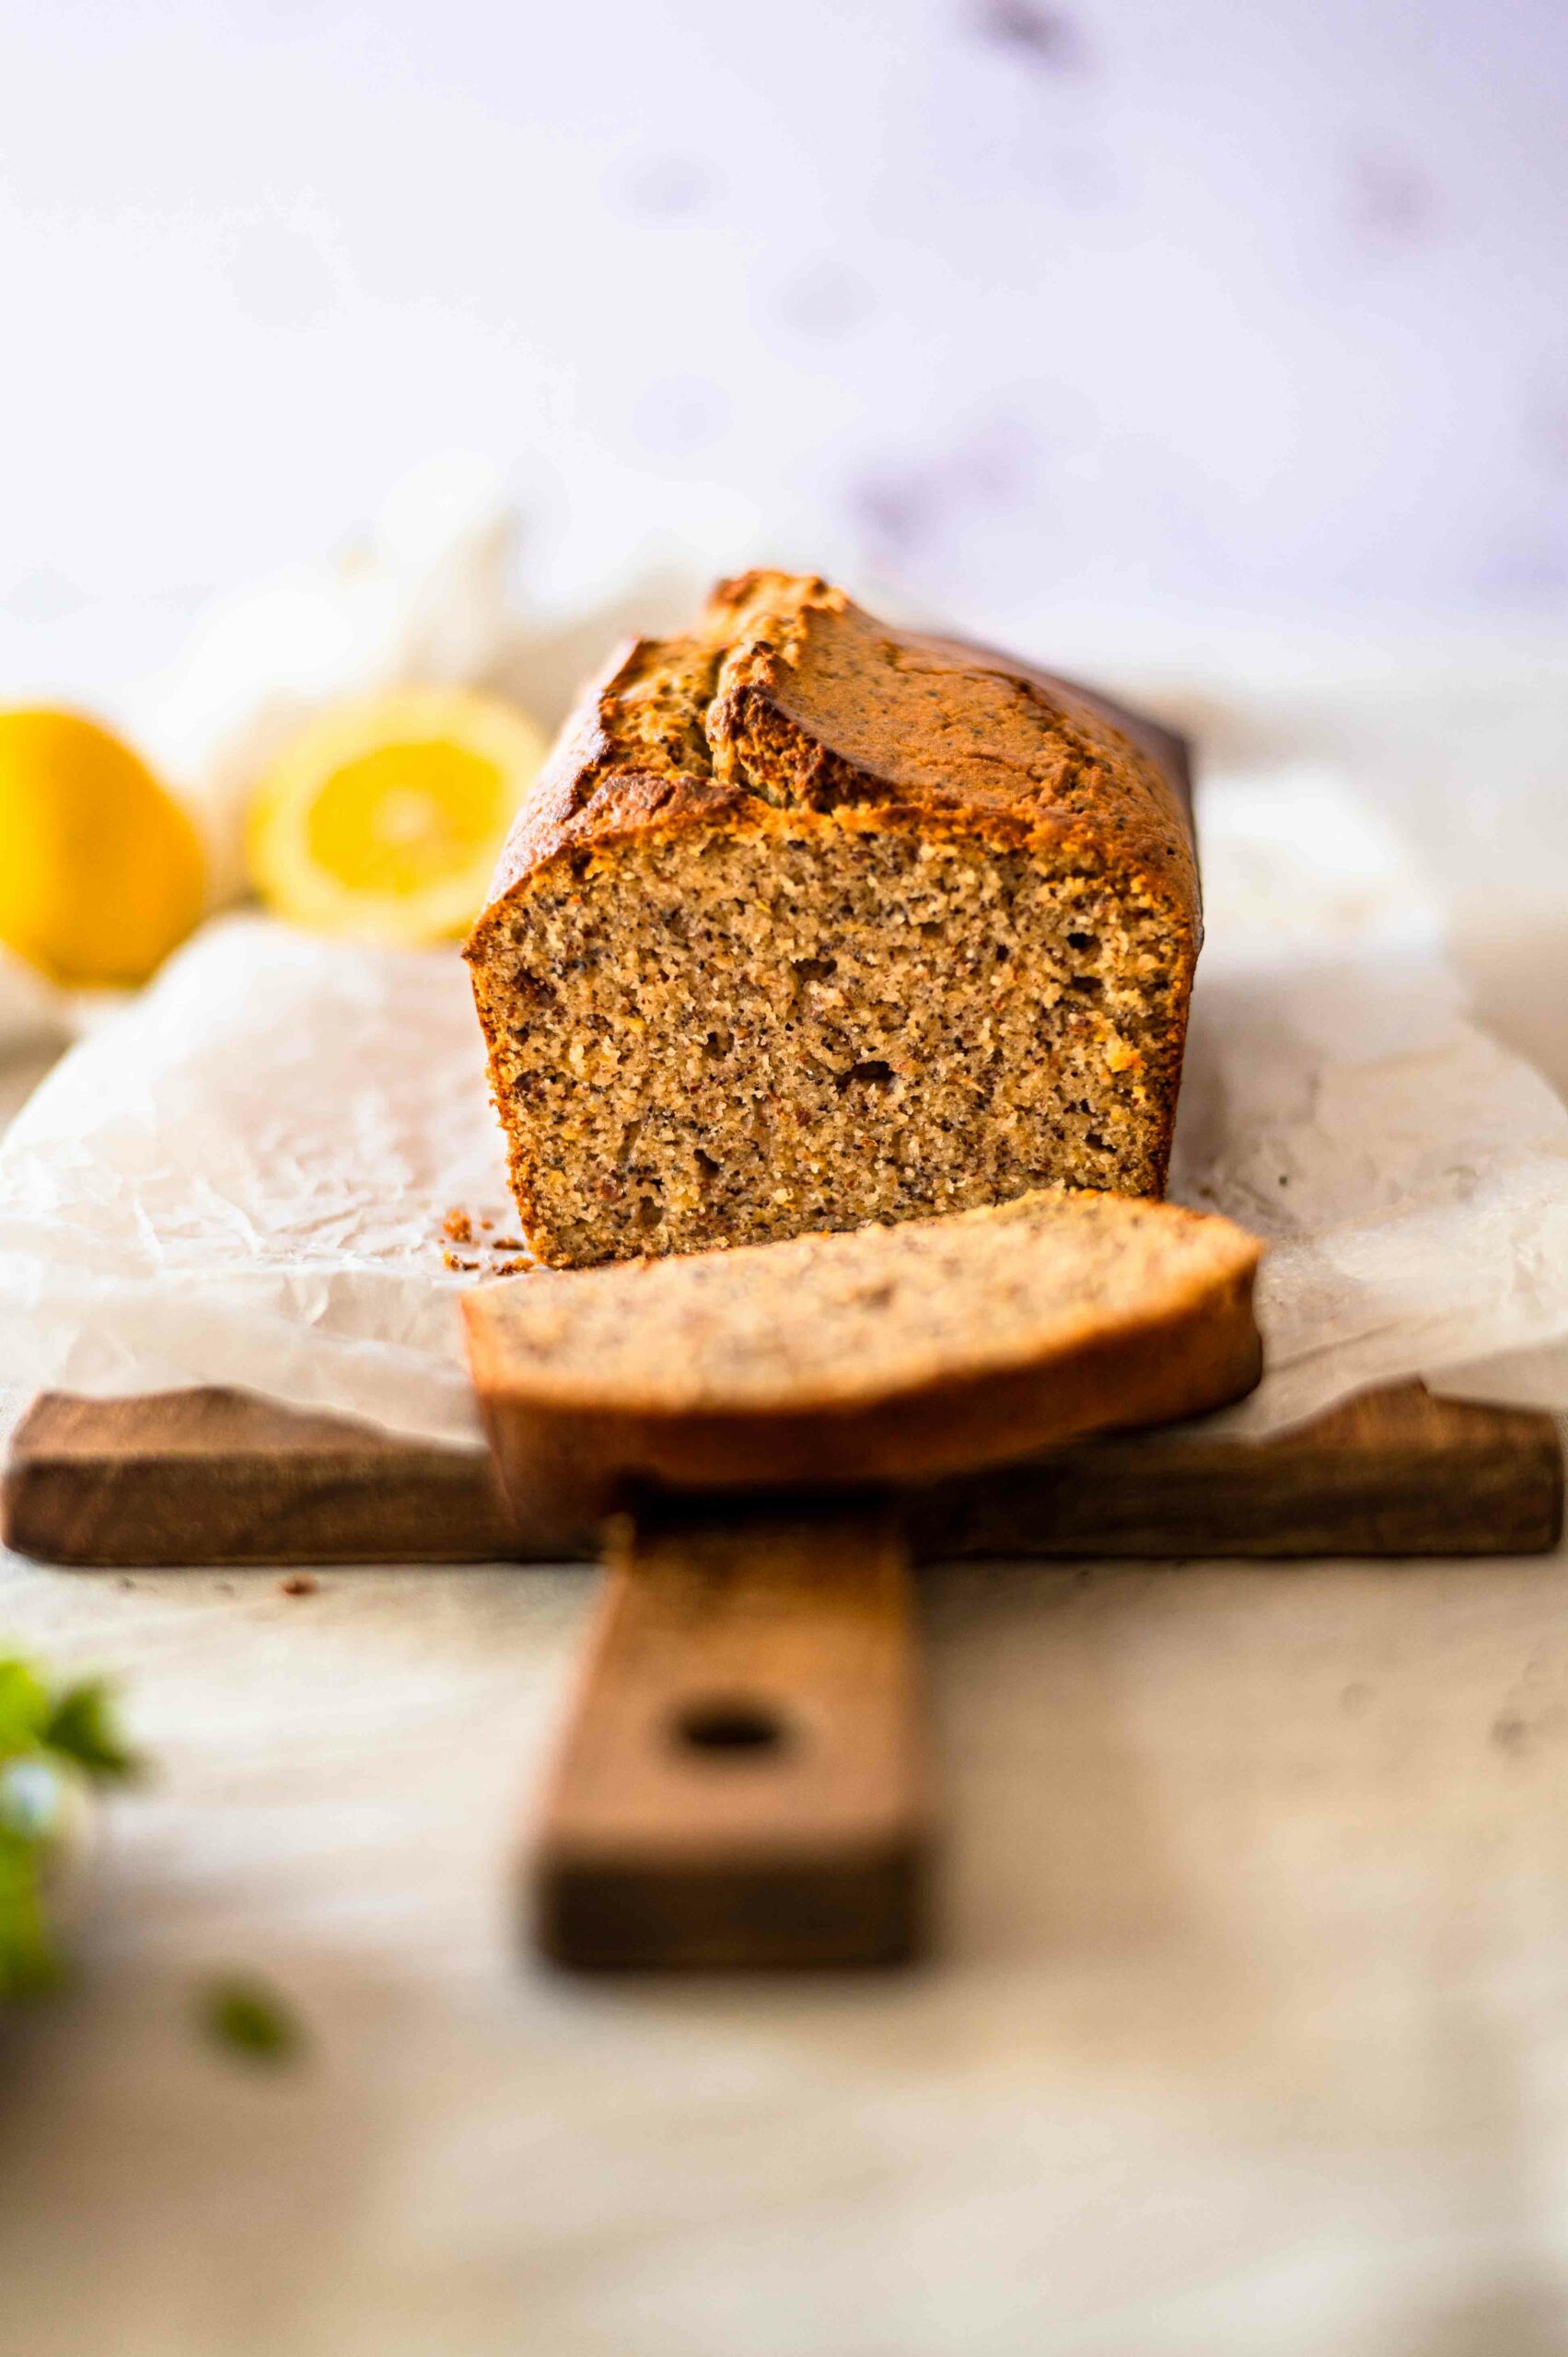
[0,708,206,987]
[246,687,550,946]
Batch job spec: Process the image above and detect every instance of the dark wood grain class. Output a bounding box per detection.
[2,1380,1561,1568]
[0,1389,515,1567]
[532,1497,927,1969]
[918,1380,1565,1561]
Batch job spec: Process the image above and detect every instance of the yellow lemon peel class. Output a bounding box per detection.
[0,709,206,988]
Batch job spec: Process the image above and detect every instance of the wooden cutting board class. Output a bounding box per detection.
[5,1381,1561,1971]
[4,1379,1561,1568]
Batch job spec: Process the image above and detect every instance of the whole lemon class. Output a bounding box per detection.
[0,710,205,986]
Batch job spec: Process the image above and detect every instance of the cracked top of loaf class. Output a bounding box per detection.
[472,570,1199,935]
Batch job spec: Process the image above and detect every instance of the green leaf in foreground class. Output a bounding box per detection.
[42,1678,144,1781]
[0,1653,143,2000]
[0,1829,61,1998]
[195,1973,308,2066]
[0,1659,51,1761]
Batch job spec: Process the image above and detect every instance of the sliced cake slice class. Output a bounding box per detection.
[464,1189,1262,1532]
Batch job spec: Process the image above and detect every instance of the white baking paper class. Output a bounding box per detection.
[0,767,1564,1449]
[0,922,505,1446]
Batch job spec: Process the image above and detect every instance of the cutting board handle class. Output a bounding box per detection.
[531,1494,929,1969]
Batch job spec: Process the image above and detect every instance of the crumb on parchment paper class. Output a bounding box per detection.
[440,1207,535,1276]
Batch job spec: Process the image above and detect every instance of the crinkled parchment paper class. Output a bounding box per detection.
[1,769,1565,1448]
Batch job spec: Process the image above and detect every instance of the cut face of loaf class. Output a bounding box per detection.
[466,572,1200,1269]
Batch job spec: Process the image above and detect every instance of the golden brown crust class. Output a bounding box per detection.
[469,570,1198,952]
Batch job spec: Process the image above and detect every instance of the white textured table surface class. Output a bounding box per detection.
[5,1438,1568,2357]
[3,666,1568,2357]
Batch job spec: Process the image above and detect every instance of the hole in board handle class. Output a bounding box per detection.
[673,1698,791,1758]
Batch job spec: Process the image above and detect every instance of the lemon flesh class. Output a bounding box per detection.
[0,709,206,987]
[248,689,549,946]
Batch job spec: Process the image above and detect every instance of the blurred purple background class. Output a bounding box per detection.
[2,0,1565,673]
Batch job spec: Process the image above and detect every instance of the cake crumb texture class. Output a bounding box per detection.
[469,1188,1260,1419]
